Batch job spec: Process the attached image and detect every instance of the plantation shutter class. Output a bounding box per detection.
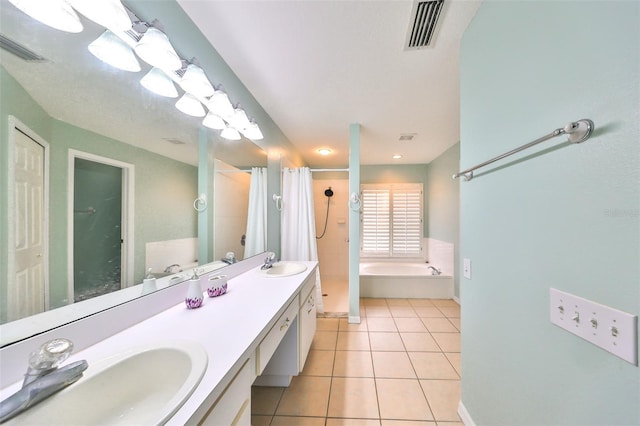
[361,183,423,257]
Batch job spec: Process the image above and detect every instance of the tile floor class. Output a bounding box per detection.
[251,298,462,425]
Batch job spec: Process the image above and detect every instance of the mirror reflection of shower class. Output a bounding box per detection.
[316,187,334,239]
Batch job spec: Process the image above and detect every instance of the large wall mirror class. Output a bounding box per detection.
[0,0,274,345]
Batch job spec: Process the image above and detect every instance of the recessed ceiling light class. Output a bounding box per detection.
[392,154,403,159]
[317,148,332,156]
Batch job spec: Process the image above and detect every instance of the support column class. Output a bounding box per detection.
[348,124,361,323]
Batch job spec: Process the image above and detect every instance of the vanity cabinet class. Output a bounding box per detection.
[199,357,253,426]
[298,275,317,373]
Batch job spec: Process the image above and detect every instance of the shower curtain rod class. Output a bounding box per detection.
[310,168,349,172]
[216,169,253,173]
[453,119,594,181]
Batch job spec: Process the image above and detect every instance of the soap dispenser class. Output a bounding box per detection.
[141,268,157,295]
[185,269,204,309]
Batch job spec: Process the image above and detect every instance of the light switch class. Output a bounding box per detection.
[463,258,471,279]
[550,288,638,365]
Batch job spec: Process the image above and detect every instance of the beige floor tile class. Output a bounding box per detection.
[317,317,340,331]
[271,416,326,426]
[408,352,459,379]
[400,333,441,352]
[376,378,433,421]
[251,386,284,415]
[421,318,458,333]
[333,350,374,377]
[386,298,411,306]
[430,299,459,307]
[435,422,463,426]
[369,332,406,351]
[276,376,331,417]
[311,330,338,350]
[382,421,436,426]
[447,317,461,331]
[251,415,272,426]
[366,306,393,317]
[431,333,460,353]
[395,317,428,332]
[444,353,461,376]
[372,351,416,379]
[420,380,461,422]
[363,298,388,306]
[336,331,371,351]
[414,307,445,318]
[327,419,381,426]
[339,317,369,332]
[367,317,398,332]
[390,306,419,318]
[437,307,460,318]
[301,350,335,376]
[328,377,380,419]
[408,298,436,307]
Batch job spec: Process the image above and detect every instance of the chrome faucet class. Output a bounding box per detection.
[261,252,277,270]
[427,266,442,275]
[221,252,237,265]
[0,338,88,423]
[164,264,181,273]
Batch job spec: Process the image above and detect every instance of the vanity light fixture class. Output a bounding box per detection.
[134,24,182,71]
[8,0,83,33]
[317,148,332,156]
[202,113,226,130]
[180,62,215,98]
[176,93,206,117]
[140,67,178,98]
[88,30,141,72]
[66,0,131,32]
[228,107,251,131]
[221,126,241,141]
[242,121,264,140]
[206,88,235,119]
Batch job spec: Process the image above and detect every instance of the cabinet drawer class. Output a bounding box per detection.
[256,297,299,375]
[299,273,316,307]
[199,358,251,426]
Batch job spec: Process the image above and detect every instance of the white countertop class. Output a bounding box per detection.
[0,261,318,425]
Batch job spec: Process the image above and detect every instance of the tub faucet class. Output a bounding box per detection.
[164,264,181,273]
[261,252,277,270]
[427,266,442,275]
[0,338,88,423]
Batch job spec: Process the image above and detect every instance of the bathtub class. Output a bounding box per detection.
[359,261,453,299]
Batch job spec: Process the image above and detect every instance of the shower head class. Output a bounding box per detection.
[324,187,334,197]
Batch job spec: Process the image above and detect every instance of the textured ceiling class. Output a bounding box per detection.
[178,0,482,167]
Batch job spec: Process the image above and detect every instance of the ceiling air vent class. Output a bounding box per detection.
[399,133,417,141]
[405,0,445,50]
[0,34,47,62]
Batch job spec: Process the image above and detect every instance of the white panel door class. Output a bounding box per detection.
[9,130,47,321]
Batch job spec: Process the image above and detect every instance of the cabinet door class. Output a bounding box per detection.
[199,359,251,426]
[299,285,317,373]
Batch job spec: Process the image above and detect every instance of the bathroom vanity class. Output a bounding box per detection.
[0,259,318,425]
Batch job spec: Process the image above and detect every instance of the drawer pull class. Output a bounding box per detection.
[279,317,290,331]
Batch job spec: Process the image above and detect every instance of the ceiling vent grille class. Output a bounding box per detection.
[0,34,47,62]
[405,0,445,50]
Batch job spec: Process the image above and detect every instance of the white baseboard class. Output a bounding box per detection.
[458,400,476,426]
[454,295,460,305]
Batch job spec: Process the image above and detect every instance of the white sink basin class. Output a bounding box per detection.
[9,341,207,425]
[256,261,308,277]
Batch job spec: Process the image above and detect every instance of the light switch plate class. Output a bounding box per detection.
[550,288,638,365]
[463,258,471,279]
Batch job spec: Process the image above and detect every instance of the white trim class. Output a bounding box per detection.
[454,295,461,305]
[458,400,476,426]
[7,116,51,313]
[67,150,135,302]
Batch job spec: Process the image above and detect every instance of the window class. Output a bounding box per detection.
[360,183,423,257]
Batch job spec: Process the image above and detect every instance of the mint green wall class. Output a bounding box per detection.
[361,164,429,237]
[426,143,460,295]
[460,2,639,425]
[1,68,197,318]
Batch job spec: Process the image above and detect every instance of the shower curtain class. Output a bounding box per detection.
[281,167,324,314]
[244,167,267,258]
